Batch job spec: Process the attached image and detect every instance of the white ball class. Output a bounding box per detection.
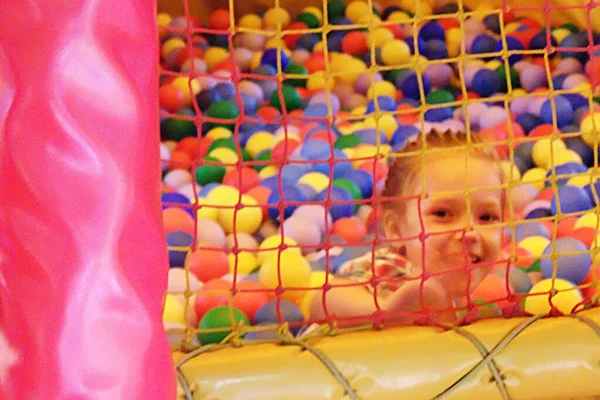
[163,169,192,189]
[226,232,259,252]
[160,143,171,171]
[176,182,200,202]
[168,268,202,306]
[196,218,227,249]
[292,205,333,234]
[281,216,322,255]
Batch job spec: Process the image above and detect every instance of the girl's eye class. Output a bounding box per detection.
[433,209,450,218]
[480,213,499,223]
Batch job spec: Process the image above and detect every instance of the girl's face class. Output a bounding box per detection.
[384,155,504,299]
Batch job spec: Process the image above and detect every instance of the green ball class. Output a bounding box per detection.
[385,68,408,84]
[284,63,308,87]
[253,149,272,171]
[560,23,579,33]
[334,134,362,149]
[240,147,252,162]
[495,65,521,93]
[526,259,541,273]
[594,96,600,106]
[269,84,302,112]
[160,109,197,141]
[327,0,346,21]
[297,12,320,29]
[208,137,236,153]
[426,89,455,105]
[332,178,362,212]
[205,100,240,130]
[198,306,250,345]
[195,156,226,185]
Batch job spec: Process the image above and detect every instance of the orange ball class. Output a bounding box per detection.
[529,124,554,138]
[357,160,389,183]
[194,279,230,320]
[284,22,309,48]
[163,208,195,235]
[168,150,193,170]
[246,186,272,220]
[231,281,270,321]
[256,106,281,120]
[438,17,460,30]
[580,264,600,298]
[572,227,598,248]
[176,137,202,161]
[209,9,231,30]
[175,46,204,69]
[557,216,579,238]
[272,138,301,165]
[332,217,367,244]
[471,274,514,306]
[536,187,555,202]
[159,85,186,113]
[305,52,327,73]
[342,31,368,56]
[189,246,229,282]
[222,167,261,193]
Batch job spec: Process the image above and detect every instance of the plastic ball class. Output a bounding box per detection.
[217,194,262,234]
[493,267,532,294]
[263,7,290,29]
[471,34,497,56]
[198,306,249,345]
[424,39,448,60]
[471,274,514,306]
[188,246,229,283]
[401,73,432,100]
[281,216,322,254]
[419,20,446,41]
[524,278,583,315]
[532,138,567,169]
[381,40,411,66]
[518,236,551,259]
[550,185,593,215]
[332,217,367,244]
[254,300,305,336]
[257,235,300,265]
[168,268,201,304]
[514,222,551,242]
[520,64,548,92]
[495,36,524,64]
[472,69,501,97]
[259,249,312,302]
[163,294,185,325]
[539,95,574,128]
[314,186,355,221]
[580,112,600,146]
[261,48,290,71]
[228,251,258,275]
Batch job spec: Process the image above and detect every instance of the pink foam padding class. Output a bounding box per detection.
[0,1,176,399]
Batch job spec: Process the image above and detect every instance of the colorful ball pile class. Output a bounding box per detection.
[158,1,600,337]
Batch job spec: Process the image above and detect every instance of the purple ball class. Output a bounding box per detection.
[478,106,507,129]
[528,96,549,116]
[555,58,583,75]
[520,64,548,92]
[423,63,453,89]
[456,102,488,127]
[464,64,483,89]
[563,73,590,90]
[354,72,383,95]
[510,96,531,115]
[309,91,341,115]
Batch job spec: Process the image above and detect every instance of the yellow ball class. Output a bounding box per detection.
[273,132,301,144]
[337,59,367,85]
[368,81,397,100]
[552,28,572,43]
[532,138,567,169]
[524,278,583,315]
[501,160,521,183]
[239,13,262,30]
[572,82,592,93]
[302,6,323,23]
[486,60,503,70]
[518,236,551,258]
[364,114,398,141]
[195,196,219,221]
[163,294,185,324]
[157,13,172,41]
[575,212,600,230]
[312,40,326,52]
[218,194,262,234]
[265,37,288,50]
[258,235,299,265]
[250,51,263,71]
[258,165,278,179]
[388,11,411,22]
[512,88,528,97]
[351,107,367,116]
[206,127,233,140]
[357,14,381,26]
[346,1,371,23]
[521,167,548,191]
[351,144,385,168]
[300,271,328,318]
[205,185,240,206]
[504,22,521,34]
[228,251,258,275]
[567,174,593,188]
[307,72,334,92]
[552,149,583,166]
[399,0,433,16]
[161,37,186,60]
[299,172,330,192]
[259,249,312,302]
[367,27,394,49]
[381,40,412,66]
[263,7,291,30]
[171,77,201,105]
[343,148,354,158]
[204,47,229,71]
[246,131,275,158]
[580,112,600,146]
[208,147,239,166]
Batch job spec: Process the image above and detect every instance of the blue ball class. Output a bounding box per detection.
[424,107,453,122]
[244,322,280,341]
[565,137,595,167]
[332,17,352,25]
[214,82,236,100]
[162,192,192,213]
[240,120,266,135]
[561,125,580,133]
[253,64,277,77]
[515,113,542,134]
[483,15,501,34]
[424,39,448,60]
[314,149,353,178]
[339,169,374,198]
[563,93,588,110]
[540,237,592,285]
[198,183,220,197]
[366,96,397,113]
[550,185,593,215]
[401,72,431,101]
[540,95,574,128]
[514,222,551,241]
[314,186,355,221]
[261,175,283,193]
[296,34,319,51]
[394,69,417,89]
[206,34,228,48]
[546,163,588,187]
[267,185,306,221]
[354,128,389,145]
[584,180,600,205]
[559,31,590,63]
[495,36,525,64]
[166,231,194,268]
[240,93,258,114]
[404,36,427,56]
[195,89,222,111]
[301,139,332,160]
[472,69,501,97]
[529,31,558,51]
[552,74,568,90]
[526,207,552,219]
[573,106,591,126]
[327,32,345,52]
[397,97,420,107]
[304,103,329,118]
[261,48,290,71]
[254,300,305,335]
[419,20,446,41]
[296,183,318,200]
[282,163,311,185]
[514,156,531,175]
[471,34,497,57]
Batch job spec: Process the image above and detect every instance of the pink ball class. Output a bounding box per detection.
[291,49,310,65]
[456,102,488,127]
[423,63,453,89]
[292,205,333,234]
[563,73,589,90]
[233,48,253,71]
[309,91,341,114]
[464,64,483,89]
[196,218,227,249]
[520,64,548,92]
[513,60,530,74]
[238,80,264,103]
[235,33,266,51]
[464,17,486,36]
[555,58,583,75]
[344,93,368,109]
[281,216,322,254]
[354,72,383,95]
[226,232,259,251]
[332,82,355,100]
[479,106,507,129]
[510,96,530,115]
[195,76,217,91]
[180,58,207,74]
[527,96,548,116]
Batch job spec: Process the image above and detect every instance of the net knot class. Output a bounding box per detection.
[277,323,297,345]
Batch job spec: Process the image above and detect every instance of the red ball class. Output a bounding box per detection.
[256,105,281,120]
[438,17,460,30]
[536,187,555,202]
[175,46,205,69]
[163,208,195,235]
[456,91,480,101]
[332,217,367,244]
[342,31,369,55]
[478,128,509,159]
[246,186,272,220]
[284,22,309,48]
[271,138,301,165]
[231,281,270,322]
[580,264,600,298]
[168,150,193,170]
[307,129,336,143]
[498,120,525,142]
[305,52,328,73]
[357,160,388,183]
[385,24,404,39]
[529,124,554,138]
[222,167,260,193]
[557,216,578,238]
[188,246,229,283]
[209,9,231,30]
[159,85,186,113]
[571,227,598,248]
[176,137,202,161]
[194,279,230,320]
[213,58,240,76]
[471,274,514,307]
[585,57,600,87]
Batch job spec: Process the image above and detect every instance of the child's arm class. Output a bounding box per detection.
[309,278,384,320]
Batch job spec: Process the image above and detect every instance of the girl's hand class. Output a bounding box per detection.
[383,278,456,324]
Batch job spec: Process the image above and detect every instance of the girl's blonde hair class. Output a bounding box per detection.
[381,130,505,212]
